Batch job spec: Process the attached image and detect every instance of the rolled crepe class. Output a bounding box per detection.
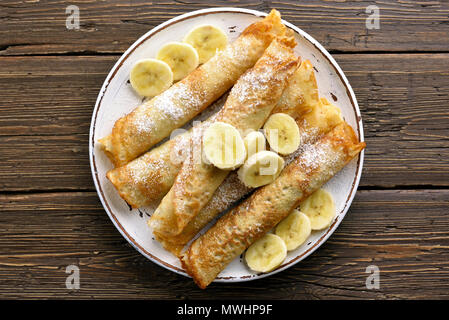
[155,96,344,256]
[149,36,300,237]
[99,9,288,167]
[106,124,190,208]
[181,122,366,288]
[106,59,317,209]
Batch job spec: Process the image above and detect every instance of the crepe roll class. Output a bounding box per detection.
[98,9,288,167]
[106,131,187,208]
[149,36,300,237]
[154,95,344,255]
[181,122,365,288]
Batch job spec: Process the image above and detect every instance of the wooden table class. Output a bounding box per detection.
[0,0,448,299]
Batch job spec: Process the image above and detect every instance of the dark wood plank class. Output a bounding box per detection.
[0,190,448,299]
[334,53,449,187]
[0,135,90,191]
[0,0,448,55]
[0,54,448,190]
[0,56,114,136]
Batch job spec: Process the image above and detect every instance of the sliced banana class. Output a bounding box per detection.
[275,210,311,251]
[156,42,199,81]
[130,58,173,97]
[237,150,284,188]
[300,189,335,230]
[203,122,246,170]
[244,130,266,159]
[245,233,287,273]
[184,24,228,64]
[264,113,301,155]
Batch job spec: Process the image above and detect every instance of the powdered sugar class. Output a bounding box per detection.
[233,70,271,104]
[205,173,252,213]
[135,82,204,135]
[128,155,165,185]
[297,140,336,172]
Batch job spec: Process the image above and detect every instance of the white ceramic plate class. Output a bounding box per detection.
[89,8,364,283]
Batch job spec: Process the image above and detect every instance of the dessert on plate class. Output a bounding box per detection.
[97,9,365,289]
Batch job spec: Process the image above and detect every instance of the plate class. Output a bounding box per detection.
[89,8,365,283]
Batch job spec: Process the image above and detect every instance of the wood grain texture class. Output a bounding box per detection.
[0,135,90,191]
[0,190,447,299]
[0,0,448,55]
[0,54,448,190]
[0,0,448,300]
[0,56,114,136]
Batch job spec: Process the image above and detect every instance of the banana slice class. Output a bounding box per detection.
[203,122,246,170]
[130,58,173,97]
[244,130,266,159]
[245,233,287,273]
[275,210,311,251]
[156,42,199,81]
[263,113,301,155]
[183,24,228,64]
[237,150,284,188]
[300,189,335,230]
